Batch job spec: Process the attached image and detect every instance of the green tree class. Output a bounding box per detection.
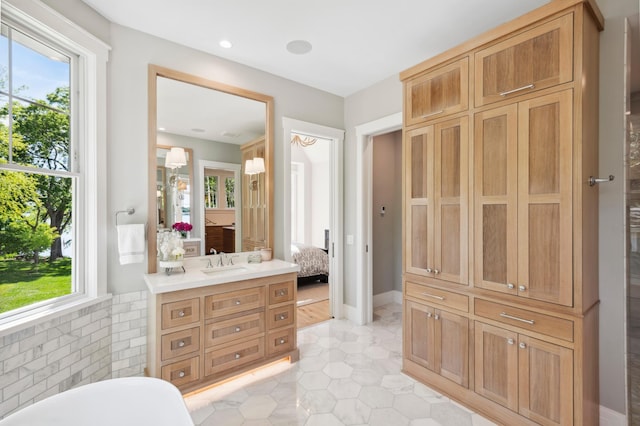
[8,87,71,261]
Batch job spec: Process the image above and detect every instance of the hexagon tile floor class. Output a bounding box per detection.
[184,303,496,426]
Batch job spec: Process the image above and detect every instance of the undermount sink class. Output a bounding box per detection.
[201,265,248,275]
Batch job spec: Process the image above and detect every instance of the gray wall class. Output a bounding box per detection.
[372,131,402,295]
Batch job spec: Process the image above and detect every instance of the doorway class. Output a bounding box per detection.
[354,112,402,325]
[282,118,344,327]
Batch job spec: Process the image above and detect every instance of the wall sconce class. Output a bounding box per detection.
[245,157,265,190]
[165,147,187,170]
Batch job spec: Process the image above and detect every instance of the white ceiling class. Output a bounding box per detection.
[81,0,549,97]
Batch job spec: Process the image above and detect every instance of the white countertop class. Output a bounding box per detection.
[144,255,299,294]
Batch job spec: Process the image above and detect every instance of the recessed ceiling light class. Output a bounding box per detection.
[219,40,232,49]
[191,128,205,133]
[286,40,312,55]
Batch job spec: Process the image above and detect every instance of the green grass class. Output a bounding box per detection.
[0,258,72,313]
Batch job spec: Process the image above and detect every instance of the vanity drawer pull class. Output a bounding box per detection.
[235,353,241,360]
[178,310,185,317]
[235,327,241,332]
[178,370,185,378]
[279,314,286,320]
[235,300,241,305]
[279,338,286,345]
[177,340,185,348]
[278,290,286,296]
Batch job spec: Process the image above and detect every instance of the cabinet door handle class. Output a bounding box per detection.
[235,327,241,332]
[278,290,286,296]
[178,310,185,317]
[499,84,535,97]
[500,312,535,325]
[235,300,241,305]
[279,314,286,320]
[434,314,440,320]
[235,353,241,359]
[279,338,286,345]
[519,342,527,349]
[518,285,527,292]
[426,268,432,273]
[178,370,185,378]
[421,292,445,301]
[420,110,444,119]
[507,338,515,345]
[178,340,185,348]
[426,312,432,318]
[507,283,515,290]
[433,269,440,275]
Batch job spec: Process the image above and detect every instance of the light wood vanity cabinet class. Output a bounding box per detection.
[401,2,601,425]
[147,273,298,393]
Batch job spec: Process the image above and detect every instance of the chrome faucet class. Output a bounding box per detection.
[217,252,226,267]
[205,257,214,268]
[228,255,239,265]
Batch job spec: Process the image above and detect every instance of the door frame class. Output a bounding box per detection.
[354,112,402,325]
[197,160,242,255]
[282,117,344,319]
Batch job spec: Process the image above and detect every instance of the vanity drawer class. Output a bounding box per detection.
[161,298,200,330]
[161,327,200,361]
[405,282,468,312]
[205,287,265,318]
[204,312,264,347]
[267,304,295,329]
[269,281,294,305]
[474,299,574,342]
[161,356,200,388]
[204,337,264,377]
[267,327,295,356]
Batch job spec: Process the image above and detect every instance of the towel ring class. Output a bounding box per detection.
[115,208,135,226]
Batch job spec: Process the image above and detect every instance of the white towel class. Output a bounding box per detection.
[117,224,145,265]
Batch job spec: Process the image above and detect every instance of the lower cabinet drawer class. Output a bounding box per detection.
[205,287,265,318]
[204,312,264,347]
[267,304,295,329]
[474,299,574,342]
[161,356,200,387]
[204,337,264,377]
[161,298,200,330]
[405,281,469,312]
[161,327,200,361]
[267,327,294,356]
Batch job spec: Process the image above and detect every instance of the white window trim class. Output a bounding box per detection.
[0,0,110,333]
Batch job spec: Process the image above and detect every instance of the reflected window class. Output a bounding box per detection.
[205,170,235,210]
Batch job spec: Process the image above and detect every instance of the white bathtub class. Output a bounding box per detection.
[0,377,194,426]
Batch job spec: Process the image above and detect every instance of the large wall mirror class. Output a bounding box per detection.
[147,65,274,273]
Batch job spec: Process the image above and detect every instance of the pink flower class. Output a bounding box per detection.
[172,222,193,232]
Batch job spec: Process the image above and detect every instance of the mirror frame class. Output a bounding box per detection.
[147,64,274,273]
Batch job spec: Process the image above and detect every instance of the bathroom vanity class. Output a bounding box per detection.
[144,257,299,394]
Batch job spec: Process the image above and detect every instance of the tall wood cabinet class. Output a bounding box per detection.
[401,1,602,425]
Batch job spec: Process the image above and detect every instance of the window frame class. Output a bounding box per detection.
[0,0,109,331]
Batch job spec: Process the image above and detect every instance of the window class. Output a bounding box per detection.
[204,170,235,210]
[0,1,107,324]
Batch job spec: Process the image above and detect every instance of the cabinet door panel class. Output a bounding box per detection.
[435,310,468,387]
[405,57,469,126]
[434,117,469,284]
[518,336,573,425]
[405,127,434,274]
[475,14,573,106]
[474,322,518,411]
[518,90,573,306]
[405,301,436,370]
[474,106,518,293]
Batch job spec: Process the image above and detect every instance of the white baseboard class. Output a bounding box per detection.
[342,303,360,324]
[600,405,626,426]
[373,290,403,308]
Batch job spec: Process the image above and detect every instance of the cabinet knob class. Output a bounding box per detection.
[426,268,432,273]
[426,312,432,318]
[235,327,241,332]
[507,338,514,345]
[178,310,185,317]
[518,285,527,292]
[235,300,241,305]
[178,340,185,348]
[433,269,440,275]
[279,314,286,320]
[519,342,527,349]
[235,353,241,359]
[279,338,286,345]
[178,370,185,378]
[434,314,440,320]
[507,283,515,290]
[278,290,286,296]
